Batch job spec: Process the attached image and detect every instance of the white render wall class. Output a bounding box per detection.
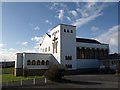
[23,53,51,69]
[77,59,99,69]
[15,53,23,68]
[60,25,77,70]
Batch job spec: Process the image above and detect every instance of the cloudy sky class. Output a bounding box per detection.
[0,1,119,61]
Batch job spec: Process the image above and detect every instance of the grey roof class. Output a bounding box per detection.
[107,53,120,59]
[76,38,101,44]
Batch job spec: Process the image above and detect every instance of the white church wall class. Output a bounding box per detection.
[76,59,99,69]
[39,34,52,54]
[15,53,23,68]
[50,25,61,63]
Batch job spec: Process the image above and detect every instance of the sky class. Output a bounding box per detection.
[0,1,119,61]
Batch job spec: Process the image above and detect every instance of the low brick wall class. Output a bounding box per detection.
[14,68,48,76]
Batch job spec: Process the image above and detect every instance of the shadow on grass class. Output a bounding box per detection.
[54,78,102,85]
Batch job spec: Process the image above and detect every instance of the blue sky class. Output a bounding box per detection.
[0,2,119,61]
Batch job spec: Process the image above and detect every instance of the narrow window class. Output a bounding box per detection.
[46,60,49,65]
[65,56,67,60]
[48,46,50,51]
[71,30,73,33]
[32,60,36,65]
[67,30,69,32]
[27,60,31,65]
[64,29,66,32]
[41,60,45,65]
[37,60,40,65]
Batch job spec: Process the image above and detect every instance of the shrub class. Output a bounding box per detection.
[44,64,65,81]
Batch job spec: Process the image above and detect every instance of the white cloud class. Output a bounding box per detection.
[72,2,106,28]
[9,48,15,51]
[72,13,102,28]
[45,20,52,24]
[31,36,43,50]
[66,16,71,21]
[33,26,40,30]
[68,10,78,17]
[23,49,38,53]
[91,26,99,32]
[31,36,42,42]
[0,43,7,48]
[22,41,28,45]
[95,25,119,53]
[50,2,67,10]
[16,41,28,46]
[0,48,20,61]
[57,9,64,20]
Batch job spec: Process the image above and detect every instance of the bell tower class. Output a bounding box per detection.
[60,24,77,70]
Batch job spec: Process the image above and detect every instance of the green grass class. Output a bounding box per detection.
[2,68,14,74]
[0,68,44,83]
[1,74,43,83]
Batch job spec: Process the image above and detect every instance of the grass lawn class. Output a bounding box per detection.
[0,68,44,83]
[1,74,44,83]
[2,68,14,74]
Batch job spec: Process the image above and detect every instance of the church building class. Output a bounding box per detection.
[14,24,109,76]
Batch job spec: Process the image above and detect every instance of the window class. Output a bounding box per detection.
[70,56,72,60]
[65,64,72,68]
[65,56,72,60]
[45,48,47,52]
[48,46,50,51]
[111,61,114,64]
[64,29,66,32]
[67,30,69,32]
[32,60,36,65]
[71,30,73,33]
[37,60,40,65]
[27,60,31,65]
[41,60,45,65]
[46,60,49,65]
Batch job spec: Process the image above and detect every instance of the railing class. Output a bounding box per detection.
[2,77,48,88]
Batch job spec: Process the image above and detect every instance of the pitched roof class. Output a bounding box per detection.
[76,38,101,44]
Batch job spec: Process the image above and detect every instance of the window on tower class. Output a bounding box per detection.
[64,29,66,32]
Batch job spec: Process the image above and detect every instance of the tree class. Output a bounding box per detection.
[44,64,65,81]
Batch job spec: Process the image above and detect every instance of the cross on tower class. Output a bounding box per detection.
[52,36,58,53]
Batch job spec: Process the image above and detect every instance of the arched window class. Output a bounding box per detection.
[64,29,66,32]
[67,29,69,32]
[37,60,40,65]
[46,60,49,65]
[27,60,31,65]
[32,60,36,65]
[41,60,45,65]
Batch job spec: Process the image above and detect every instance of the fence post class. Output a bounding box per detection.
[45,77,47,84]
[33,78,35,85]
[20,79,22,86]
[6,81,8,87]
